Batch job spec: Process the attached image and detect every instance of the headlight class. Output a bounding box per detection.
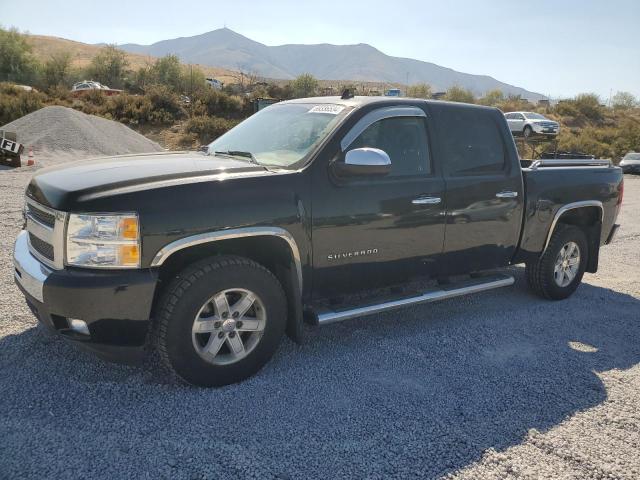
[66,213,140,268]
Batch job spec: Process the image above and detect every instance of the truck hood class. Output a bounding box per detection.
[26,151,271,209]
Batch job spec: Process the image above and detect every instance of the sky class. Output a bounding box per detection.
[2,0,639,99]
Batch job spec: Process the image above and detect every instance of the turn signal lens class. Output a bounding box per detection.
[120,217,139,240]
[119,244,140,266]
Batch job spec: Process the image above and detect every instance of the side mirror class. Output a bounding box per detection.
[333,148,391,177]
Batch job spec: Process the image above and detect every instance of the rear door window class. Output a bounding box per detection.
[434,107,506,175]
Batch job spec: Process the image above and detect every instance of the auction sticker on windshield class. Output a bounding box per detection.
[308,105,345,115]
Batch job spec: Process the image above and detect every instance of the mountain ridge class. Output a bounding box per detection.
[119,28,544,100]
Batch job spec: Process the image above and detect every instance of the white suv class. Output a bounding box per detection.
[505,112,559,138]
[620,152,640,174]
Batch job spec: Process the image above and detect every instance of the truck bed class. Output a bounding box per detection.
[517,158,623,258]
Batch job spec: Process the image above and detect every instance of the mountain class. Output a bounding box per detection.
[26,35,238,84]
[120,28,544,100]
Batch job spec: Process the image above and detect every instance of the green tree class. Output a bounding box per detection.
[43,51,72,88]
[87,45,129,89]
[183,64,207,96]
[479,89,505,106]
[444,86,475,103]
[149,55,183,91]
[291,73,318,98]
[572,93,603,121]
[131,64,151,93]
[0,26,36,83]
[0,82,44,124]
[612,91,637,110]
[407,83,432,99]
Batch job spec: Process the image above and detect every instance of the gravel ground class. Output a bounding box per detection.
[0,162,639,479]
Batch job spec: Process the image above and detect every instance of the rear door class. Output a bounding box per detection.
[310,105,446,298]
[429,103,524,274]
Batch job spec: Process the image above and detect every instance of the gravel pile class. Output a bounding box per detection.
[0,166,639,479]
[1,106,163,157]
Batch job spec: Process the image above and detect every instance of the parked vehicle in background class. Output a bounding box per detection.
[206,78,223,90]
[620,152,640,174]
[71,81,122,97]
[385,88,402,97]
[0,130,23,168]
[14,96,623,387]
[14,85,35,92]
[505,111,559,138]
[254,97,279,112]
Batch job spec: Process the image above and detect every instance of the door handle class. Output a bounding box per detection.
[412,196,441,205]
[495,191,518,198]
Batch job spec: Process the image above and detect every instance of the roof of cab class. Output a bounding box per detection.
[281,96,422,108]
[279,95,497,112]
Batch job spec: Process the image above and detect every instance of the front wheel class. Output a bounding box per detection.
[523,125,534,138]
[526,225,588,300]
[153,256,286,387]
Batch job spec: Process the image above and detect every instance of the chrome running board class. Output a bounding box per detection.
[315,273,514,325]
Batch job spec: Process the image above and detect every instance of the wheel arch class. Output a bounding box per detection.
[151,227,304,343]
[543,201,603,273]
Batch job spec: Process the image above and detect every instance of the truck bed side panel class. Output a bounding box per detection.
[517,167,623,258]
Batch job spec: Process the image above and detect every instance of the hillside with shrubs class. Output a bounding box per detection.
[1,26,638,160]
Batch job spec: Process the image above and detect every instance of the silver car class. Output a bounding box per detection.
[620,152,640,174]
[504,111,560,138]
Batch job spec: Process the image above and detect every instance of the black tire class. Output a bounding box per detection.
[153,256,286,387]
[526,225,588,300]
[523,125,533,138]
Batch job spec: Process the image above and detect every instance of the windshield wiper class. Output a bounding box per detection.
[214,150,257,164]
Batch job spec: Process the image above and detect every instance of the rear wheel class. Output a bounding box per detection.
[153,256,286,387]
[526,225,588,300]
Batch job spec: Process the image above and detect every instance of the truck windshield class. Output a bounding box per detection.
[207,103,350,168]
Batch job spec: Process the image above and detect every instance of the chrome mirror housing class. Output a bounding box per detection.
[334,148,391,177]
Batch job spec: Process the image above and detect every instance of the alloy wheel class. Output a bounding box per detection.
[553,241,581,287]
[191,288,266,365]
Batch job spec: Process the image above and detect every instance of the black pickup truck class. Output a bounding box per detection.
[14,96,623,387]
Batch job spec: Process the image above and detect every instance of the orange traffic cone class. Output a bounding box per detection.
[27,146,35,166]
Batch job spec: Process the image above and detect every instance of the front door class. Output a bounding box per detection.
[506,113,525,134]
[311,106,446,299]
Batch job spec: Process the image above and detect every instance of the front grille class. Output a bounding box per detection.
[25,199,66,269]
[29,233,54,261]
[27,203,55,227]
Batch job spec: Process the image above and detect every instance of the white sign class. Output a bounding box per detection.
[308,105,345,115]
[0,137,22,154]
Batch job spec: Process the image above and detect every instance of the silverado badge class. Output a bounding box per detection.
[327,249,379,261]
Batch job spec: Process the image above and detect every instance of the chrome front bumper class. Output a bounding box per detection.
[533,126,559,134]
[13,230,51,303]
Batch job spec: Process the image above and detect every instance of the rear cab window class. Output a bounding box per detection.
[431,105,507,176]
